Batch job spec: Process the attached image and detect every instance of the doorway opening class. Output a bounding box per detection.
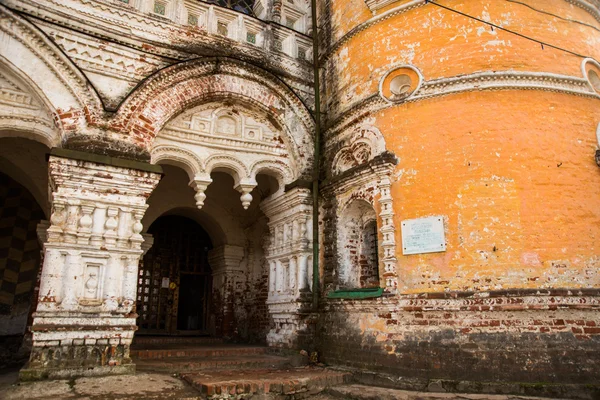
[136,215,213,335]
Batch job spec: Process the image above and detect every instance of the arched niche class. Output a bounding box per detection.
[337,199,379,289]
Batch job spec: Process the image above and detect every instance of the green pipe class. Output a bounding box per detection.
[310,0,321,312]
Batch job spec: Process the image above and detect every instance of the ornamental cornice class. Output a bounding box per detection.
[325,70,600,138]
[160,128,286,156]
[49,155,161,199]
[7,0,313,79]
[325,0,600,65]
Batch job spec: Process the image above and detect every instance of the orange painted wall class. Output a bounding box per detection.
[377,90,600,293]
[323,0,600,118]
[323,1,600,293]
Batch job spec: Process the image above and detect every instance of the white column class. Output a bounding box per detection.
[121,256,138,313]
[60,252,80,310]
[269,261,277,293]
[275,260,284,292]
[297,254,309,290]
[289,256,297,294]
[103,255,119,311]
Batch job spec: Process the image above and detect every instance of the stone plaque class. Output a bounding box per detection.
[401,216,446,255]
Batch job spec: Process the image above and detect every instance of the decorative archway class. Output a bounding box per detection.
[112,58,314,179]
[0,5,103,136]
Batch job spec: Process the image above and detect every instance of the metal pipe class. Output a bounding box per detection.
[310,0,321,311]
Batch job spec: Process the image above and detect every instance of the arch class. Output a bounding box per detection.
[205,154,249,186]
[337,198,379,289]
[0,171,45,336]
[114,58,315,178]
[151,145,206,180]
[0,6,103,133]
[142,164,246,247]
[0,136,51,217]
[0,57,60,148]
[250,159,294,188]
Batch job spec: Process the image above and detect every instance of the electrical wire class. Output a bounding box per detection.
[425,0,590,59]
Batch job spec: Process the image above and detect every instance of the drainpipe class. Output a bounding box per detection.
[310,0,321,312]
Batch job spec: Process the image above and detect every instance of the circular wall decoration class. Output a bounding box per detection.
[582,58,600,95]
[379,65,423,103]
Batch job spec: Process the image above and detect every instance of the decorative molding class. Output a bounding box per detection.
[0,62,59,145]
[324,291,600,313]
[326,71,600,139]
[329,124,387,176]
[582,57,600,94]
[6,0,313,72]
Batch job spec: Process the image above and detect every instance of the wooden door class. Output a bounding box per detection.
[136,216,212,335]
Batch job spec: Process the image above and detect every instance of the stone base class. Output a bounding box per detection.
[345,368,600,400]
[19,362,135,381]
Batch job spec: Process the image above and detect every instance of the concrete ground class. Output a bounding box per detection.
[0,369,201,400]
[0,368,564,400]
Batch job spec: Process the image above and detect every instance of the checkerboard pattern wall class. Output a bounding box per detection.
[0,172,44,316]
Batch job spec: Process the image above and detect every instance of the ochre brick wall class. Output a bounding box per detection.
[381,90,600,293]
[319,0,600,385]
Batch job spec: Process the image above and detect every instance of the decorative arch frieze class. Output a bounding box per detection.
[0,5,103,133]
[113,58,315,179]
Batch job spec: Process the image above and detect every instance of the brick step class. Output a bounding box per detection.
[181,367,352,398]
[131,344,269,359]
[132,335,224,346]
[134,354,291,373]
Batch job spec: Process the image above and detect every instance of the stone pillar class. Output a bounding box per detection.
[260,187,313,349]
[20,149,161,381]
[208,245,244,338]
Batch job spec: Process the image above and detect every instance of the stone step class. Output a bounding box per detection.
[134,354,290,373]
[181,367,352,398]
[325,384,555,400]
[131,344,269,359]
[132,335,224,347]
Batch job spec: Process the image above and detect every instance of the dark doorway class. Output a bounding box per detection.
[136,215,212,335]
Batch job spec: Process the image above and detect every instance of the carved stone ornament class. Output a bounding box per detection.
[379,65,423,103]
[582,58,600,95]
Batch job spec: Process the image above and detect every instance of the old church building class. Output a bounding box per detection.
[0,0,599,395]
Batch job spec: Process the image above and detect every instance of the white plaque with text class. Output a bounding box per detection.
[401,216,446,255]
